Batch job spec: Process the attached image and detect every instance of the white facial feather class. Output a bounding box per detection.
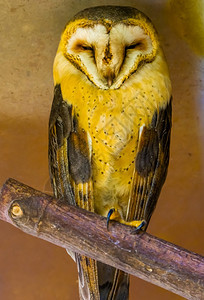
[67,25,109,89]
[65,23,154,89]
[110,24,151,48]
[110,24,153,89]
[67,25,108,51]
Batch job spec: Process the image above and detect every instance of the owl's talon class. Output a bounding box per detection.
[107,208,146,233]
[131,220,147,234]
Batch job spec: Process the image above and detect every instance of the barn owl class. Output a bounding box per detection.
[49,5,172,300]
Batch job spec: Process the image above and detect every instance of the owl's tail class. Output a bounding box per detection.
[76,255,129,300]
[76,254,100,300]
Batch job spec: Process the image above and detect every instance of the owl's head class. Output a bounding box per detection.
[58,6,159,90]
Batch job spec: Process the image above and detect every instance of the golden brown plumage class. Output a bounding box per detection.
[49,6,172,300]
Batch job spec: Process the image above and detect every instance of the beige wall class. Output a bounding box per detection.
[0,1,203,299]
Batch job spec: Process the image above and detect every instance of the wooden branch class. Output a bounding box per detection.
[0,179,203,300]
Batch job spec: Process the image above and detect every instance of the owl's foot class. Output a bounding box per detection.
[106,208,146,231]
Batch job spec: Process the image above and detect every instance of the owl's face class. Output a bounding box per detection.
[59,7,159,90]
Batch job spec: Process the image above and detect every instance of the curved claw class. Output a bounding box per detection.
[107,208,115,230]
[131,220,147,234]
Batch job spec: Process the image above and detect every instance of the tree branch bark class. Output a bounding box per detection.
[0,178,203,300]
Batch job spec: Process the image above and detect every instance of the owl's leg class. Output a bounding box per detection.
[107,208,146,231]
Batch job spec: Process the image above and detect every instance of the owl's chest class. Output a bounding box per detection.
[78,89,155,154]
[88,98,137,153]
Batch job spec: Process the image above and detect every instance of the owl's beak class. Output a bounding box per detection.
[103,70,115,88]
[106,74,115,87]
[107,78,113,87]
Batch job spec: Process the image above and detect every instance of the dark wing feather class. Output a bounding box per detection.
[49,84,75,204]
[126,98,172,226]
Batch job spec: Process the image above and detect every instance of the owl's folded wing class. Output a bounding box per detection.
[48,84,99,299]
[126,97,172,226]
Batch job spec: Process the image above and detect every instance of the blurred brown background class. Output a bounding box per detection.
[0,0,203,299]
